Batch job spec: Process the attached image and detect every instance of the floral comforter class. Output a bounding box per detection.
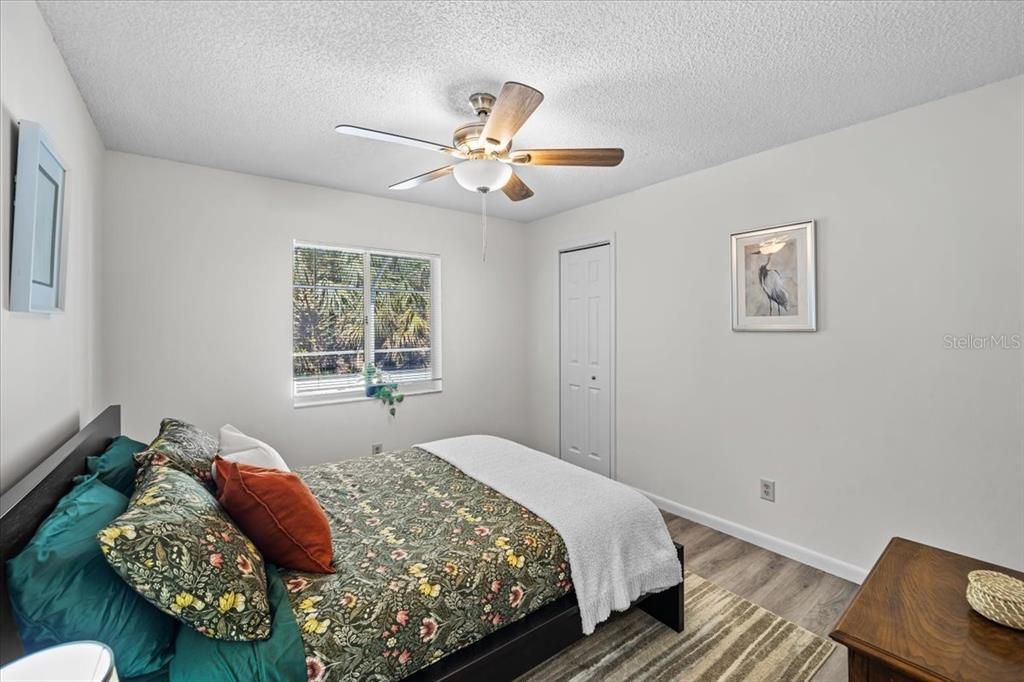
[281,448,573,682]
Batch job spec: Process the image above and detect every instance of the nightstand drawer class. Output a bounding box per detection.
[848,650,918,682]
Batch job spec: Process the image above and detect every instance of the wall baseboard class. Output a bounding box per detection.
[635,487,868,585]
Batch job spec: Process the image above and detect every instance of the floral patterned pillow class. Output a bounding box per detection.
[98,465,272,641]
[134,418,218,487]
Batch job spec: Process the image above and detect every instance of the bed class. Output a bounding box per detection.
[0,406,684,680]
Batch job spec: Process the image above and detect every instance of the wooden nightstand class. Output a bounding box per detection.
[830,537,1024,681]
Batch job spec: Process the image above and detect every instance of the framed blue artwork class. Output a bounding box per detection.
[10,120,66,313]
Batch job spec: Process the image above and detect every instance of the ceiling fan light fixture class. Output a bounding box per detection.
[452,159,512,193]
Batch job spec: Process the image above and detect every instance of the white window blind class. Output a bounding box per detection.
[292,243,440,402]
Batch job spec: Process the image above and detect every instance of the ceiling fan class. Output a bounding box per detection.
[334,81,624,202]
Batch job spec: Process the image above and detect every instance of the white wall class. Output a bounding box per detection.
[11,5,1019,581]
[524,76,1024,579]
[0,1,106,492]
[101,152,530,465]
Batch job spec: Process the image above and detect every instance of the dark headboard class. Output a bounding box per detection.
[0,405,121,664]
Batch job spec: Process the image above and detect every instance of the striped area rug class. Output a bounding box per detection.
[518,572,836,682]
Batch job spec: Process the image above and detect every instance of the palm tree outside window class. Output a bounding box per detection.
[292,242,440,403]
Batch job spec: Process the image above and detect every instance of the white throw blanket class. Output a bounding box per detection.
[415,435,682,635]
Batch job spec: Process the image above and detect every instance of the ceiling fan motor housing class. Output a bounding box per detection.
[454,122,510,157]
[453,121,486,155]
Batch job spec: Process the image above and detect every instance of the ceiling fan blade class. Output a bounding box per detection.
[389,165,456,190]
[507,148,624,167]
[481,82,544,150]
[335,124,462,156]
[501,172,534,202]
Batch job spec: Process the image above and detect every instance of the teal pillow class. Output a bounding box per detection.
[87,436,147,495]
[6,474,176,678]
[170,565,305,682]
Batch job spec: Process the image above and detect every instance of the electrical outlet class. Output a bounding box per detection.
[760,479,776,503]
[371,442,383,455]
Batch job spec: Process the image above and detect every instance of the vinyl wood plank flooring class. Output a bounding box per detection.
[661,511,859,682]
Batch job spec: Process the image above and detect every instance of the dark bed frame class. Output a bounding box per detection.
[0,406,684,679]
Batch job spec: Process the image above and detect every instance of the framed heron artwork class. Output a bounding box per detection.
[731,220,817,331]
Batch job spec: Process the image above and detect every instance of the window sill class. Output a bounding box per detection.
[292,381,443,409]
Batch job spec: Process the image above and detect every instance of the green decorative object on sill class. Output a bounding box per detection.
[363,363,405,416]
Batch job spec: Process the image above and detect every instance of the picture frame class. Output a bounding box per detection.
[731,220,816,332]
[10,120,67,314]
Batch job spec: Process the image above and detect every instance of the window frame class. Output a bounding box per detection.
[292,240,442,408]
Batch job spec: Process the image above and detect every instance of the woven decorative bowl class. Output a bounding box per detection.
[966,570,1024,630]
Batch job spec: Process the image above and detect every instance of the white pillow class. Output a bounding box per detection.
[212,424,290,482]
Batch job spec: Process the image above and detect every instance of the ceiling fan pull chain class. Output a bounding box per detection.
[481,190,488,262]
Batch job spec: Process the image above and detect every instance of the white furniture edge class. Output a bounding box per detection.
[634,486,869,584]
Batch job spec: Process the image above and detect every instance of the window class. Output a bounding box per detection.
[292,242,441,404]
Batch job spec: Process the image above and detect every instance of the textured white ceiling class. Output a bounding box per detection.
[37,0,1024,222]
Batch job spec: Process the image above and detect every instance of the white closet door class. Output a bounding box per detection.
[559,244,611,478]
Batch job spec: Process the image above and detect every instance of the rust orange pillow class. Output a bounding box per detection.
[214,458,334,574]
